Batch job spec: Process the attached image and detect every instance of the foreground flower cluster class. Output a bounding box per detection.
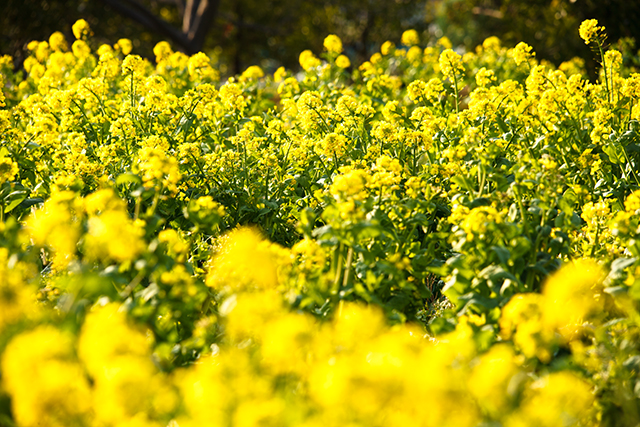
[1,18,640,426]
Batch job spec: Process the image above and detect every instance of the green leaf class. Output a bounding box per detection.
[603,142,625,164]
[116,172,142,186]
[450,175,475,193]
[623,355,640,371]
[610,257,637,274]
[3,190,28,213]
[491,246,511,265]
[604,286,627,297]
[4,196,26,213]
[386,293,411,312]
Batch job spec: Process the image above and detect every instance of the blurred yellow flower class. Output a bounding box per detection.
[323,34,343,54]
[335,54,350,68]
[401,29,419,46]
[206,227,280,291]
[71,19,92,40]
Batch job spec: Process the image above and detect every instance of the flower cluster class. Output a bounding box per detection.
[1,18,640,427]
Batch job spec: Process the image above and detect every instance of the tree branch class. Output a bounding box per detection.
[184,0,220,53]
[96,0,219,54]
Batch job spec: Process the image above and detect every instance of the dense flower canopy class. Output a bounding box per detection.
[1,18,640,427]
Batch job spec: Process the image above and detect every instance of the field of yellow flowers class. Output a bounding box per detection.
[1,17,640,426]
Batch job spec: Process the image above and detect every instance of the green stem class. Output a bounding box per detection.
[333,243,344,295]
[133,196,141,220]
[513,185,530,236]
[590,223,600,258]
[130,72,136,110]
[452,72,460,114]
[147,190,161,216]
[622,148,640,186]
[598,42,611,104]
[477,164,486,198]
[342,247,354,288]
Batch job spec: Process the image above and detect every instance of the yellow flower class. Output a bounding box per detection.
[83,189,145,263]
[299,49,321,71]
[482,36,501,50]
[71,40,91,59]
[273,66,286,82]
[79,304,177,424]
[0,156,18,183]
[624,189,640,213]
[136,146,182,194]
[28,190,82,269]
[153,41,172,63]
[219,81,247,111]
[78,303,152,375]
[0,249,37,329]
[321,132,349,158]
[622,73,640,98]
[581,200,609,224]
[2,326,92,427]
[187,52,218,82]
[71,19,92,40]
[439,48,464,78]
[277,76,300,98]
[407,45,422,62]
[48,31,68,52]
[604,49,622,70]
[542,259,604,340]
[579,19,604,44]
[458,205,503,241]
[468,344,518,416]
[240,65,264,81]
[381,40,395,55]
[323,34,343,54]
[335,54,350,68]
[507,371,594,427]
[121,54,144,75]
[475,67,496,87]
[401,29,419,46]
[158,228,189,257]
[116,38,133,55]
[206,227,280,291]
[511,42,534,66]
[330,169,370,200]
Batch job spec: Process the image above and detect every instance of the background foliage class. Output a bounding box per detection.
[3,0,640,76]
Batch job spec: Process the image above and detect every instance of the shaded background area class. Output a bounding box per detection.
[1,0,640,76]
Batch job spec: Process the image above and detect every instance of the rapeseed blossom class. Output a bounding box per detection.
[439,48,464,78]
[121,53,145,76]
[2,326,93,427]
[335,54,350,68]
[206,227,280,291]
[299,49,321,70]
[511,42,534,66]
[84,190,144,263]
[323,34,343,54]
[0,156,18,183]
[71,18,92,40]
[401,29,419,46]
[579,19,604,44]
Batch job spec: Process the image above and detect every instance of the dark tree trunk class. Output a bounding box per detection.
[96,0,220,54]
